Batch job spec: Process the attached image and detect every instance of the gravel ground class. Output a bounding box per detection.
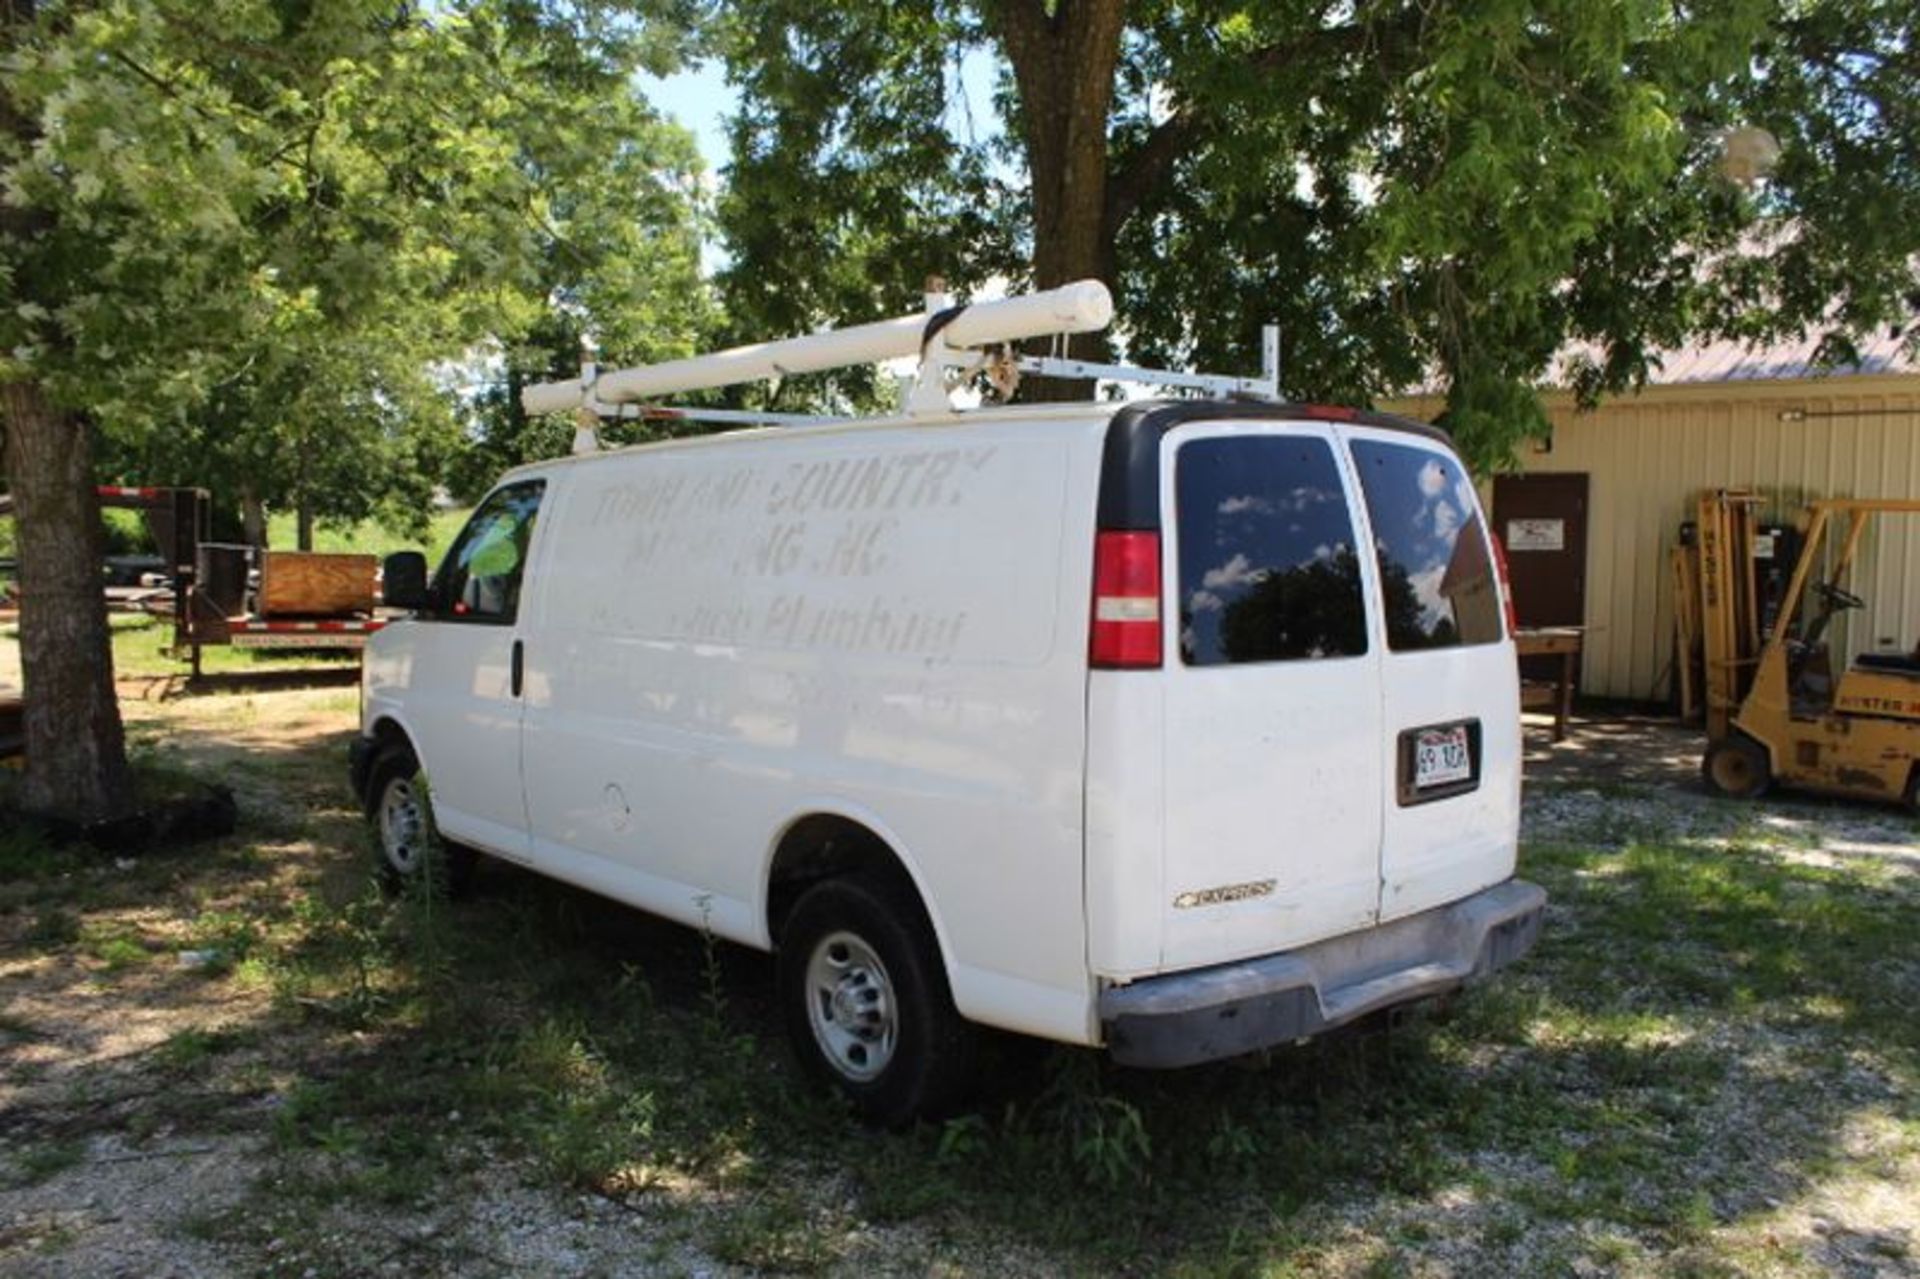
[3,701,1917,1276]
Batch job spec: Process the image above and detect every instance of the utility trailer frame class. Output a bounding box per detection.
[0,484,386,679]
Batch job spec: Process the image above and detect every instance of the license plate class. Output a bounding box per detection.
[1413,726,1472,789]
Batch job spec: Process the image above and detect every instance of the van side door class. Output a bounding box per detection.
[403,480,546,862]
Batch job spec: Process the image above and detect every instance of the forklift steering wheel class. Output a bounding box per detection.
[1815,581,1865,610]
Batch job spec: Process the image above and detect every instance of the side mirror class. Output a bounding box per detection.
[381,552,431,612]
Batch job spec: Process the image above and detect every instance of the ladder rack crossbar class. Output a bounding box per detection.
[1010,354,1278,399]
[584,404,843,429]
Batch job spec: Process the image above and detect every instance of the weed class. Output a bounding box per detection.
[25,906,80,948]
[1027,1054,1154,1189]
[153,1026,250,1072]
[1205,1108,1259,1166]
[8,1139,85,1188]
[705,1189,843,1274]
[184,909,264,974]
[272,1081,367,1158]
[936,1112,989,1164]
[532,1089,660,1192]
[271,888,402,1025]
[694,894,728,1032]
[0,826,61,879]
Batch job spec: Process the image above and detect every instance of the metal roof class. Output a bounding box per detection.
[1555,326,1918,388]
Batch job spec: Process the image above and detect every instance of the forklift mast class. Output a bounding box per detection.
[1696,489,1765,742]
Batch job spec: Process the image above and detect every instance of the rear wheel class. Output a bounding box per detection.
[1703,734,1771,799]
[778,875,975,1127]
[364,745,474,896]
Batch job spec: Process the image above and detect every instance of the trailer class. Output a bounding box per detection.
[0,485,388,677]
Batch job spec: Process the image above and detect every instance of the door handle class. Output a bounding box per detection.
[511,639,524,698]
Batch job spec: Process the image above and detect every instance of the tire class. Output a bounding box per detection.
[777,874,976,1127]
[364,745,474,897]
[1702,734,1771,799]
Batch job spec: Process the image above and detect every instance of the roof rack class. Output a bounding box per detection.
[520,279,1280,453]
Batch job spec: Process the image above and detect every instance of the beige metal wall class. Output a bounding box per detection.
[1388,376,1920,701]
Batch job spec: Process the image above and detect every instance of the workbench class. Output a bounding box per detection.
[1515,627,1583,741]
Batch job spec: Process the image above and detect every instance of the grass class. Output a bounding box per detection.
[0,699,1915,1273]
[131,834,1920,1269]
[262,507,471,565]
[1,506,468,572]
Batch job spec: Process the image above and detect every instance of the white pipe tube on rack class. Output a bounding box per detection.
[521,280,1112,415]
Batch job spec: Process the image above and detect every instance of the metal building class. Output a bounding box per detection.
[1387,333,1920,702]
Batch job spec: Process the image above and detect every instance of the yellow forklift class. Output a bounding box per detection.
[1697,490,1920,808]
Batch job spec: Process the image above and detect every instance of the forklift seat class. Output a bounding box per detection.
[1854,652,1920,677]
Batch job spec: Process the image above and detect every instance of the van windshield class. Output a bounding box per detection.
[1349,440,1502,650]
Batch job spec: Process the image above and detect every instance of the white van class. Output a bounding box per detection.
[351,289,1543,1124]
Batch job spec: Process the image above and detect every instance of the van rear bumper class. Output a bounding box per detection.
[1099,878,1545,1068]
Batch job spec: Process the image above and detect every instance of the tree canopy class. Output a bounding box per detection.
[5,0,711,534]
[0,0,711,819]
[718,0,1920,471]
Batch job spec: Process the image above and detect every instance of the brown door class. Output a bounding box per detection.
[1492,474,1588,681]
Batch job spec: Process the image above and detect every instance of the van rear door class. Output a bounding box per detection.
[1344,429,1521,922]
[1155,423,1386,970]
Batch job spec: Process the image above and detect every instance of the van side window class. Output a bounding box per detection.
[1349,441,1502,650]
[1176,436,1368,665]
[432,481,545,624]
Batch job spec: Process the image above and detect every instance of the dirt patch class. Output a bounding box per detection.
[1524,712,1707,789]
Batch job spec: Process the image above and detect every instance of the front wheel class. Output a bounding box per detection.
[364,745,474,896]
[778,875,975,1127]
[1703,734,1771,800]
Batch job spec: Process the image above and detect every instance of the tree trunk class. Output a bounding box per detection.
[996,0,1126,401]
[1,381,134,822]
[240,485,267,551]
[295,441,314,549]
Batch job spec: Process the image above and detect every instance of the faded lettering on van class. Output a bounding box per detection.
[745,520,808,577]
[762,447,998,517]
[683,601,754,644]
[765,594,968,656]
[589,466,759,530]
[551,438,1063,664]
[815,517,895,577]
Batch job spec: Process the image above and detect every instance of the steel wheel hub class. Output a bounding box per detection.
[804,930,897,1083]
[379,778,426,873]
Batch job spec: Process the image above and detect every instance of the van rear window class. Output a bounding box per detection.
[1175,436,1368,666]
[1349,440,1502,650]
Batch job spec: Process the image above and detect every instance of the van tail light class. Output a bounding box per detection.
[1490,532,1519,636]
[1091,530,1163,668]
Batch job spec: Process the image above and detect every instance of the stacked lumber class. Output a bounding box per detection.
[259,552,377,618]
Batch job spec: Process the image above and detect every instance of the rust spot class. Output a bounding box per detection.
[1833,767,1889,792]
